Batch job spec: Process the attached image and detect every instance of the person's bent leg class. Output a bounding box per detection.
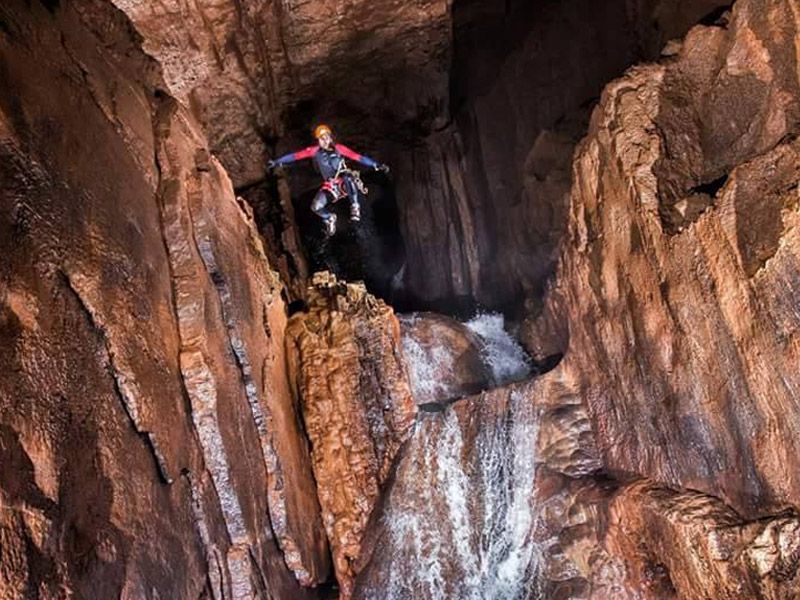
[311,190,337,235]
[344,176,361,221]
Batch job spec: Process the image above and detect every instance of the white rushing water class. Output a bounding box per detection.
[401,311,533,404]
[464,313,532,386]
[401,325,460,403]
[362,312,541,598]
[365,390,542,599]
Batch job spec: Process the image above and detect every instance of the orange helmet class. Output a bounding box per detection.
[314,124,332,139]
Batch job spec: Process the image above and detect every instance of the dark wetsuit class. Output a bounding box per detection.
[272,143,378,222]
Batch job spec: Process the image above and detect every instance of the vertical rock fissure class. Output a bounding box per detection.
[186,182,313,585]
[61,270,173,484]
[153,109,259,598]
[184,470,232,600]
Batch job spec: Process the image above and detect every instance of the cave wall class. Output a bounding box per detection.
[396,0,731,310]
[532,0,800,517]
[6,0,800,597]
[111,0,453,189]
[108,0,453,302]
[105,0,743,318]
[0,1,328,596]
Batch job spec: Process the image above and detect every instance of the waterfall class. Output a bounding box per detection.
[400,316,462,403]
[464,313,532,386]
[400,311,533,404]
[358,389,542,599]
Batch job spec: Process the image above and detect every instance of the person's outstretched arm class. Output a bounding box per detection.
[268,146,318,169]
[335,143,389,172]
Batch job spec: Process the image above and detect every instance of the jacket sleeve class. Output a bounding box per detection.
[273,145,318,166]
[335,143,379,168]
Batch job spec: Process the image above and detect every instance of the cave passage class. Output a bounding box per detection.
[7,0,800,598]
[245,0,735,326]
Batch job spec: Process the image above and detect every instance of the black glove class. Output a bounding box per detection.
[375,163,390,174]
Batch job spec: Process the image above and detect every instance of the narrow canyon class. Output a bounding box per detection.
[2,0,800,598]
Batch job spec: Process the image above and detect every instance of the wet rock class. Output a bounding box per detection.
[354,382,544,599]
[354,368,604,599]
[0,1,326,596]
[537,0,800,517]
[286,272,417,599]
[399,312,490,406]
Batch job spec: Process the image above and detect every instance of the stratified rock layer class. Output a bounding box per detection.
[536,0,800,517]
[0,1,327,596]
[286,272,417,599]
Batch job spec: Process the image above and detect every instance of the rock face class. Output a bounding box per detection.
[536,0,800,517]
[111,0,452,189]
[286,272,417,599]
[355,367,800,599]
[395,0,731,310]
[6,0,800,598]
[399,312,490,406]
[0,1,327,596]
[604,481,800,599]
[109,0,453,301]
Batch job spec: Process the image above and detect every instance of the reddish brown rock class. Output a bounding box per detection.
[395,0,730,310]
[111,0,452,188]
[6,0,800,597]
[286,272,417,598]
[603,481,800,599]
[535,0,800,517]
[154,96,330,589]
[399,312,490,405]
[108,0,453,300]
[0,0,327,596]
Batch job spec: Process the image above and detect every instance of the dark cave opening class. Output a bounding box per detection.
[292,169,407,304]
[242,0,733,327]
[442,0,735,314]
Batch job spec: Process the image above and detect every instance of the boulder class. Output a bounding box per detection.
[399,312,491,406]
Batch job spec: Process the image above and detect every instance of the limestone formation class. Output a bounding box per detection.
[535,0,800,517]
[286,272,417,598]
[5,0,800,597]
[603,482,800,599]
[0,1,326,596]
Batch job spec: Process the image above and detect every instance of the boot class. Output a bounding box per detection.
[324,214,337,236]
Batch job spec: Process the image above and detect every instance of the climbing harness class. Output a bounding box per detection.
[321,158,368,202]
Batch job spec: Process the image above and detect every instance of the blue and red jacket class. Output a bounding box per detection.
[272,143,378,180]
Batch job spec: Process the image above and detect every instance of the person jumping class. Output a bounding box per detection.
[268,124,389,236]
